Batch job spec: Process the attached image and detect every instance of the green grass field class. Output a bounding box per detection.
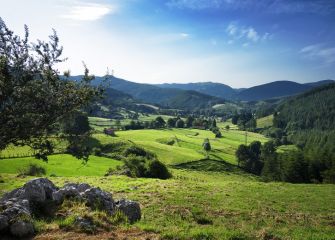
[257,115,274,128]
[0,118,334,239]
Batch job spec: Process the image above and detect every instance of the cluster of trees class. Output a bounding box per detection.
[236,140,334,183]
[232,111,256,131]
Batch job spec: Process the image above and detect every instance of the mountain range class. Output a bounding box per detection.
[69,75,334,109]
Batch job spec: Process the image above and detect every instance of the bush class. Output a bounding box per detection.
[123,156,171,179]
[0,175,4,183]
[18,164,46,176]
[147,160,171,179]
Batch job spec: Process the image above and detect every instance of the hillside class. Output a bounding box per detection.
[1,127,334,239]
[273,83,335,182]
[235,80,334,101]
[70,76,334,103]
[161,90,225,110]
[70,76,224,109]
[275,83,335,131]
[157,82,236,99]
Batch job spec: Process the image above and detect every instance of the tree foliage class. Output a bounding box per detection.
[0,19,101,160]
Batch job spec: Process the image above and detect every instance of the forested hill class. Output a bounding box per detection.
[274,83,335,131]
[236,81,313,101]
[157,82,236,99]
[272,83,335,182]
[162,90,224,110]
[69,75,225,110]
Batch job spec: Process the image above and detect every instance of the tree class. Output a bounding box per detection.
[202,138,211,158]
[261,141,280,181]
[154,116,166,128]
[175,119,185,128]
[0,19,101,160]
[232,115,239,125]
[62,112,91,136]
[185,116,194,128]
[282,150,309,183]
[167,118,177,128]
[236,144,249,167]
[235,141,263,174]
[211,119,217,128]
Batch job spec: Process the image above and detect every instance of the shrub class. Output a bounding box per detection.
[0,175,4,183]
[146,160,171,179]
[157,138,175,145]
[18,164,46,177]
[123,156,171,179]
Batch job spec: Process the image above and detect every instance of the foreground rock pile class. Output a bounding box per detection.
[0,178,141,238]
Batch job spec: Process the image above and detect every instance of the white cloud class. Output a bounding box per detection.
[226,23,238,36]
[301,44,335,65]
[180,33,190,38]
[226,23,269,46]
[61,3,115,21]
[246,27,259,42]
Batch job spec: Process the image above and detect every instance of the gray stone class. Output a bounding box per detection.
[52,186,80,203]
[23,178,58,202]
[64,183,91,192]
[1,178,58,204]
[81,187,115,214]
[74,216,95,232]
[0,215,9,231]
[0,178,141,238]
[10,221,34,237]
[115,199,141,223]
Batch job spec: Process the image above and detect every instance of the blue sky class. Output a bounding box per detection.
[1,0,334,87]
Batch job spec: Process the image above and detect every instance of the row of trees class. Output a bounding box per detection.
[124,116,220,131]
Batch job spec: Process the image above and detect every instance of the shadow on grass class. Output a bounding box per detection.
[172,159,241,173]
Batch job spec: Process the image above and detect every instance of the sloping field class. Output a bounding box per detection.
[1,126,334,239]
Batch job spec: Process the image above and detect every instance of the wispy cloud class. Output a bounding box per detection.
[226,22,271,45]
[301,44,335,65]
[166,0,335,14]
[61,3,115,21]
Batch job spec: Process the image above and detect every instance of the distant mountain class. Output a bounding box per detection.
[304,79,335,87]
[235,80,334,101]
[69,75,224,110]
[69,75,334,103]
[157,82,236,99]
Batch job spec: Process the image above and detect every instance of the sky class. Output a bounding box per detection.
[0,0,334,87]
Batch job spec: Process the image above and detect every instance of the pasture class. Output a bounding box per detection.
[0,117,334,239]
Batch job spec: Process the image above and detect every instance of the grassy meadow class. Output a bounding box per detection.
[0,117,334,239]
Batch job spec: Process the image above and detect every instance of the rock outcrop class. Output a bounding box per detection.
[0,178,141,238]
